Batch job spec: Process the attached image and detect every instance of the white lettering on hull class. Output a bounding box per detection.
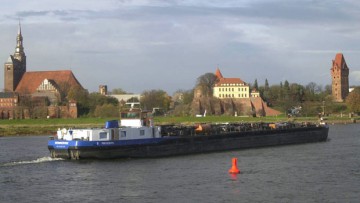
[55,141,69,145]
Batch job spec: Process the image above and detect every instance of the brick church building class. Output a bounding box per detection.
[1,23,83,119]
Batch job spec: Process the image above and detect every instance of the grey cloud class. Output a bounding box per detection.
[16,10,50,18]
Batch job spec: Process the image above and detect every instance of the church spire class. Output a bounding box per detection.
[14,20,24,57]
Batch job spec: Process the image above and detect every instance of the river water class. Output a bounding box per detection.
[0,124,359,203]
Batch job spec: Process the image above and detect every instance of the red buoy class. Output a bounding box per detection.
[229,158,240,174]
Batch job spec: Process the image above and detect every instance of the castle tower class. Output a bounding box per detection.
[4,22,27,92]
[331,53,349,102]
[215,67,223,79]
[99,85,108,95]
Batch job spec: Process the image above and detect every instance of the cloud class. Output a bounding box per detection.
[350,71,360,84]
[0,0,360,94]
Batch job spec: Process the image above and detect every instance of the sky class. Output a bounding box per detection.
[1,0,360,95]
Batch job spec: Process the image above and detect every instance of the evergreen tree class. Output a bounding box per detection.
[263,79,270,102]
[265,79,269,91]
[253,79,258,90]
[284,80,290,90]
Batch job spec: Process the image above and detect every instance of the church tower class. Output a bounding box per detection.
[331,53,349,102]
[4,22,27,92]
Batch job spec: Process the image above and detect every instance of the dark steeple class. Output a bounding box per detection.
[14,21,25,61]
[4,22,27,92]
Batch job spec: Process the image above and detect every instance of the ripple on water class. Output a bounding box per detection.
[1,157,64,167]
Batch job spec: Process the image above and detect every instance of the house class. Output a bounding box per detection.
[213,68,250,99]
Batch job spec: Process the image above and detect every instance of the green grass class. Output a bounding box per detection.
[0,117,117,136]
[153,115,290,124]
[0,115,358,136]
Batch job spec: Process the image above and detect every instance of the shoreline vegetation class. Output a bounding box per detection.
[0,115,358,136]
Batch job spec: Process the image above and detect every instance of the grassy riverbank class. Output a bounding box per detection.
[0,115,358,136]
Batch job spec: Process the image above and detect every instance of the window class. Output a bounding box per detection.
[140,130,145,136]
[99,132,107,139]
[121,131,126,137]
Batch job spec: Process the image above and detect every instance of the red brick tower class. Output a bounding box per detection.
[331,53,349,102]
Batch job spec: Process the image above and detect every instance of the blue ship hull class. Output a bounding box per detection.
[48,126,329,160]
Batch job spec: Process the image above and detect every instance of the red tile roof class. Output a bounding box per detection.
[15,70,83,94]
[214,68,246,86]
[215,68,223,79]
[333,53,348,70]
[215,78,246,86]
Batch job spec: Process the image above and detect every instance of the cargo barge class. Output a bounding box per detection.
[48,109,329,160]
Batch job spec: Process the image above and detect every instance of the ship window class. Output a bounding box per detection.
[140,130,145,136]
[121,112,140,119]
[121,131,126,137]
[99,132,107,139]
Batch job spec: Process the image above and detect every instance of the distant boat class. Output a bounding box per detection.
[48,109,329,160]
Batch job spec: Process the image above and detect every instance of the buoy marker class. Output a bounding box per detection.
[228,157,240,174]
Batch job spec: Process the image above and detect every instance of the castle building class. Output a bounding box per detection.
[331,53,349,102]
[192,68,280,117]
[1,23,83,118]
[213,68,250,99]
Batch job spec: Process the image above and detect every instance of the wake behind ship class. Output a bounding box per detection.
[48,108,329,160]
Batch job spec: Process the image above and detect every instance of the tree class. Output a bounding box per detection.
[253,79,258,90]
[140,89,171,111]
[173,89,194,105]
[67,86,90,116]
[196,73,218,97]
[265,79,269,91]
[57,81,72,103]
[94,104,119,117]
[127,97,140,103]
[87,93,119,116]
[346,87,360,113]
[284,80,290,91]
[111,88,127,94]
[262,78,270,102]
[306,82,317,95]
[172,89,194,116]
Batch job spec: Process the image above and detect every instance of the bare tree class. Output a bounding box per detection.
[196,73,218,97]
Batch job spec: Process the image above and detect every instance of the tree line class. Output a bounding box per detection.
[66,73,360,117]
